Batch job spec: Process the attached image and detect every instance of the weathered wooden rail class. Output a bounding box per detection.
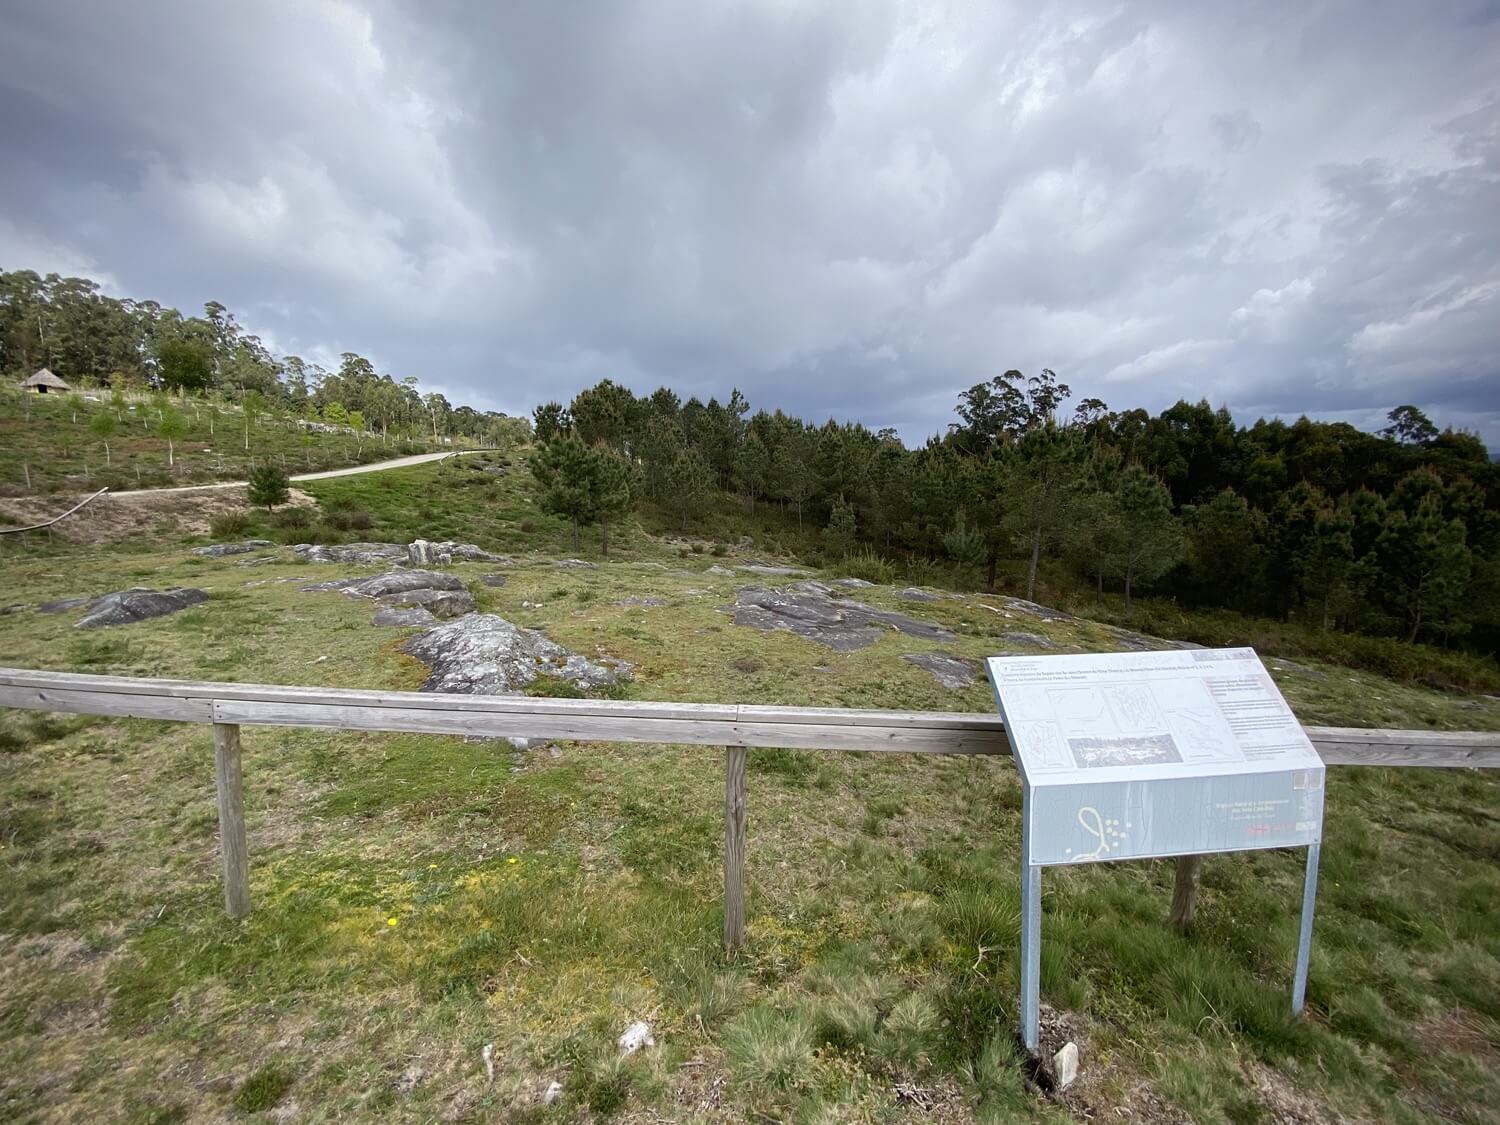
[1,666,1497,949]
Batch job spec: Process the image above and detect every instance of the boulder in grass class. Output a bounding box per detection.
[346,570,466,598]
[75,587,209,629]
[373,606,438,628]
[402,613,631,695]
[407,539,508,566]
[903,652,978,690]
[302,569,476,618]
[377,587,476,619]
[294,542,409,565]
[191,540,274,558]
[721,584,955,652]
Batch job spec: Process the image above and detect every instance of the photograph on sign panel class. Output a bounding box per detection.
[1068,732,1183,769]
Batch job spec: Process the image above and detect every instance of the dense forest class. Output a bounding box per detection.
[0,269,527,447]
[531,375,1499,656]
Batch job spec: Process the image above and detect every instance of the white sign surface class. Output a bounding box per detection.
[987,648,1324,864]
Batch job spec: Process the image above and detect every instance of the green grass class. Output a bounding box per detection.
[0,384,441,495]
[0,458,1497,1121]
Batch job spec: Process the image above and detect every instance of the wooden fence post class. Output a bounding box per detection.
[723,746,747,954]
[1168,854,1203,930]
[213,722,251,918]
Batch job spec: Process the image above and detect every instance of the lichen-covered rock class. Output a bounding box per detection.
[192,539,274,557]
[903,652,978,689]
[345,570,467,597]
[295,540,507,566]
[616,596,667,608]
[722,584,955,651]
[294,542,409,565]
[378,587,476,619]
[1002,598,1074,622]
[302,569,475,618]
[402,614,631,695]
[480,574,509,588]
[407,539,507,566]
[555,558,597,569]
[75,587,209,629]
[832,577,875,588]
[899,587,940,602]
[738,563,813,577]
[372,605,438,627]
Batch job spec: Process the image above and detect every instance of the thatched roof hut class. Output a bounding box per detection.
[21,368,70,394]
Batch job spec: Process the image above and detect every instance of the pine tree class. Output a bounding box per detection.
[593,447,636,557]
[664,446,713,532]
[247,463,290,512]
[1376,495,1472,643]
[1112,466,1183,609]
[942,510,987,583]
[822,496,857,559]
[531,435,598,551]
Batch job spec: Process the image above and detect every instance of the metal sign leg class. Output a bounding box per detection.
[1020,798,1041,1051]
[1291,842,1321,1015]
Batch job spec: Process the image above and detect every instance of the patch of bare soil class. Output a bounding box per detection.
[0,487,317,545]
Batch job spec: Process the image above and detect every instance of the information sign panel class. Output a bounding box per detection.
[986,648,1324,1049]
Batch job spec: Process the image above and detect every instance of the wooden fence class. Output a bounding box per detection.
[1,666,1497,949]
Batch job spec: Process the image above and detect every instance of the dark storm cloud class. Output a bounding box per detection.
[1,0,1497,445]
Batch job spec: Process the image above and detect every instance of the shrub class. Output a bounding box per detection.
[208,512,250,539]
[710,542,728,557]
[519,519,536,534]
[272,507,311,530]
[838,549,898,585]
[323,505,372,531]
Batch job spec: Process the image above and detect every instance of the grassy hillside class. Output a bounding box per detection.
[0,460,1497,1122]
[0,384,442,497]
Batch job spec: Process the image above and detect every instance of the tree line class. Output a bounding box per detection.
[0,268,529,449]
[533,374,1499,653]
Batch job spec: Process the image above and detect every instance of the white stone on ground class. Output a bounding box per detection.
[617,1021,654,1054]
[1054,1041,1079,1089]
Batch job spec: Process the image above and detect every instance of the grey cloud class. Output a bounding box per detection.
[1,0,1496,448]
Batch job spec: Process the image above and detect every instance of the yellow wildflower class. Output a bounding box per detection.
[387,917,398,927]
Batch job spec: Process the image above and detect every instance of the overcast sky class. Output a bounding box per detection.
[2,1,1497,447]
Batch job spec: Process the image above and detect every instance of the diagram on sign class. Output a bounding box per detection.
[1068,732,1182,768]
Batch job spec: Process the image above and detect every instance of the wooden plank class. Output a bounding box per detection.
[0,668,1005,728]
[208,697,1012,754]
[724,746,747,954]
[0,684,213,722]
[1308,727,1500,768]
[213,723,251,918]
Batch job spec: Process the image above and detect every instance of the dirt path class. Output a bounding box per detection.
[109,449,480,499]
